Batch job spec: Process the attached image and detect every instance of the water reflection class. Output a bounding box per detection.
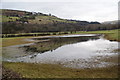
[18,37,118,68]
[3,34,119,68]
[23,34,100,54]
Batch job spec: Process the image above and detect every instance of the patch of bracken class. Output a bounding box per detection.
[2,66,22,80]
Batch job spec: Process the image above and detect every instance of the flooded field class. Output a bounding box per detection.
[3,34,119,69]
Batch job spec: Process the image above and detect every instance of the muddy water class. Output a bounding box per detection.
[3,34,119,69]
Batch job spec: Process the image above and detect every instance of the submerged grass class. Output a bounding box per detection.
[3,62,118,78]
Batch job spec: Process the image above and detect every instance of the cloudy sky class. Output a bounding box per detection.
[1,0,119,22]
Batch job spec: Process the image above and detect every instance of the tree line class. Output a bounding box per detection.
[2,21,118,34]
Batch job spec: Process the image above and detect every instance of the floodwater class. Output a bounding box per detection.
[3,34,119,68]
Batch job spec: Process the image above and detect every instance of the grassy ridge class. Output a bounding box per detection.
[2,12,76,24]
[29,15,77,24]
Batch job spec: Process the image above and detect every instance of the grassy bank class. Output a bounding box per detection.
[2,36,35,47]
[75,29,120,41]
[3,62,118,78]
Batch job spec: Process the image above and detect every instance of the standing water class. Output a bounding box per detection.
[3,34,119,68]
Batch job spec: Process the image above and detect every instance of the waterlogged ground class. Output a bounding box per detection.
[3,34,119,69]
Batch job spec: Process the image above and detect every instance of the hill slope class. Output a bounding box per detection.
[2,9,118,34]
[2,9,100,24]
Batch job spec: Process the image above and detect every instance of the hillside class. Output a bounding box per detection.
[2,9,101,24]
[102,20,118,24]
[2,9,118,34]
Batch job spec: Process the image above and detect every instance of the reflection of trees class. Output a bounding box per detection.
[23,36,99,54]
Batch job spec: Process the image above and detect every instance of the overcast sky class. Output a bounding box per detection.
[1,0,119,22]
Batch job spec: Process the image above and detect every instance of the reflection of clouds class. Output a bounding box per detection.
[74,39,118,52]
